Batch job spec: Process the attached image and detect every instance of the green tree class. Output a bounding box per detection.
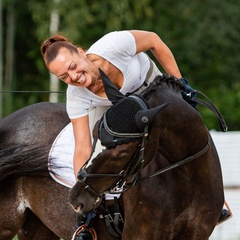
[1,0,239,130]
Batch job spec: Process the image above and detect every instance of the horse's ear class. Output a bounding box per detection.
[135,103,169,130]
[99,68,125,105]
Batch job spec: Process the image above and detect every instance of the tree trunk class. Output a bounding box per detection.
[49,0,60,103]
[4,2,15,115]
[0,0,3,118]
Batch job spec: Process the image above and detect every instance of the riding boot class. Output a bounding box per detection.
[218,209,232,224]
[74,211,96,240]
[75,231,92,240]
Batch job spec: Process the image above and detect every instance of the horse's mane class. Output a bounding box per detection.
[142,74,186,100]
[0,144,50,182]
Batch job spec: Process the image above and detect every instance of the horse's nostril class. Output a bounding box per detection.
[75,205,81,213]
[71,203,82,213]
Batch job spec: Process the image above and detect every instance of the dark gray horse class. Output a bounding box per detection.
[0,102,113,240]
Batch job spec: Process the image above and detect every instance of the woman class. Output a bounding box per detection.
[41,30,230,239]
[41,30,182,178]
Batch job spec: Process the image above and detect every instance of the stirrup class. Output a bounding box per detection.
[71,224,97,240]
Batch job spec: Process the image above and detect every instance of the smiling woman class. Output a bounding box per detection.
[41,29,186,240]
[40,30,182,178]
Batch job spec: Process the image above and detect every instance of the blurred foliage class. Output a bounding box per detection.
[1,0,239,130]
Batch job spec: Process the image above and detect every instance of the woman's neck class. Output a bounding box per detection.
[86,54,124,93]
[86,55,106,97]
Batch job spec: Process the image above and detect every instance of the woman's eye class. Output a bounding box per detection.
[61,75,67,81]
[71,64,77,70]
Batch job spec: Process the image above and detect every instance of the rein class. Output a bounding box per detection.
[192,90,227,132]
[77,134,210,196]
[127,134,210,187]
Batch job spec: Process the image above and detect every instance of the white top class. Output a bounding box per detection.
[66,31,150,119]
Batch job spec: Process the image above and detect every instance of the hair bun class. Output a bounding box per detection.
[49,38,57,44]
[41,34,77,64]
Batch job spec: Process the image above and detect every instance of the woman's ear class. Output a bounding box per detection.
[77,47,86,58]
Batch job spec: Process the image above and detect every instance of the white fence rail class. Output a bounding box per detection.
[210,131,240,240]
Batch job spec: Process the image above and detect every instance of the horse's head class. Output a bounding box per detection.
[69,70,170,213]
[69,70,211,214]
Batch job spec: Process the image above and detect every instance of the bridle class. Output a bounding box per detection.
[77,95,151,199]
[77,95,211,199]
[77,134,210,199]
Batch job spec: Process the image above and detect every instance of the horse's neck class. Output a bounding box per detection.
[147,86,208,165]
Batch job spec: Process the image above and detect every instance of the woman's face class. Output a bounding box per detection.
[48,47,96,87]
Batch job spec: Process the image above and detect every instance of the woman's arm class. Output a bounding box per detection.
[71,115,92,179]
[129,30,182,78]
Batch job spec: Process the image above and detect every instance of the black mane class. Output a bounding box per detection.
[141,74,186,100]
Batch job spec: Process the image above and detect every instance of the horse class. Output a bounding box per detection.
[69,72,225,240]
[0,102,114,240]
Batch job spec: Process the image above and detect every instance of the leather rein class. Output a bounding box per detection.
[77,129,210,199]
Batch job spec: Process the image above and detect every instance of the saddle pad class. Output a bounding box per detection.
[48,123,76,188]
[48,122,106,188]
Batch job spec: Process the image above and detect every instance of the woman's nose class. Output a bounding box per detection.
[69,71,78,81]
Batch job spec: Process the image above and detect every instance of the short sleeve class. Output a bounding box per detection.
[66,86,88,119]
[87,31,137,58]
[66,85,112,119]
